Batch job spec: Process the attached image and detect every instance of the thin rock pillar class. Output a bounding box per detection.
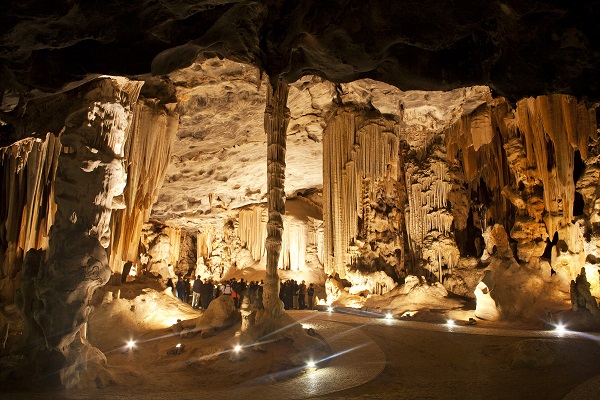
[260,78,290,321]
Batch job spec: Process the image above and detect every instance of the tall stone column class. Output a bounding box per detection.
[260,78,290,321]
[15,78,143,388]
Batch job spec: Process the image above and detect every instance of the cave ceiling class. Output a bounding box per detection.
[0,0,599,101]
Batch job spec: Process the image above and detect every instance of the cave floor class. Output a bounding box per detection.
[2,310,600,400]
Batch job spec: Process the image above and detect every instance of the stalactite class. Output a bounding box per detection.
[307,216,325,265]
[237,203,317,271]
[197,224,216,260]
[0,134,61,302]
[404,138,456,277]
[238,206,267,261]
[322,107,402,282]
[107,99,179,274]
[445,103,511,231]
[516,94,596,237]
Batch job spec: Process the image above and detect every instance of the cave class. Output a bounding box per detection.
[1,1,600,399]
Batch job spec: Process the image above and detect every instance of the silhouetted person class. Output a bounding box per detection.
[298,280,307,309]
[176,275,186,302]
[307,283,315,310]
[192,276,203,308]
[201,279,213,309]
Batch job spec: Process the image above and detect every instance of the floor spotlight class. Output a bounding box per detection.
[127,340,136,349]
[555,323,567,334]
[385,312,393,319]
[327,306,334,313]
[446,319,455,327]
[234,344,242,352]
[306,360,316,368]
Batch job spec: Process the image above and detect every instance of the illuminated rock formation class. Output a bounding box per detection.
[258,78,289,323]
[0,77,180,387]
[0,134,60,302]
[322,107,403,292]
[15,78,141,388]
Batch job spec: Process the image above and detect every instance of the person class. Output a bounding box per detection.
[239,278,247,306]
[257,280,264,309]
[221,280,233,296]
[176,275,186,302]
[280,280,287,307]
[285,280,296,309]
[201,279,213,309]
[166,278,175,296]
[192,276,203,308]
[183,277,191,303]
[298,280,307,309]
[307,283,315,310]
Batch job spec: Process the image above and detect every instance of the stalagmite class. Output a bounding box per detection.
[14,77,143,388]
[258,78,290,322]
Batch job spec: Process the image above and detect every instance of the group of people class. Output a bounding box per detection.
[280,279,315,310]
[219,278,265,309]
[167,275,316,311]
[167,276,218,310]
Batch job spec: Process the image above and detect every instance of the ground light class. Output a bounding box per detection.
[385,312,393,319]
[446,319,455,327]
[327,306,334,313]
[234,344,242,352]
[555,323,567,335]
[306,360,316,368]
[127,340,136,349]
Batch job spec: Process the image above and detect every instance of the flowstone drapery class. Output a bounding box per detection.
[12,78,143,388]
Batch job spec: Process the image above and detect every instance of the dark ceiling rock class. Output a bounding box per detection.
[1,0,599,100]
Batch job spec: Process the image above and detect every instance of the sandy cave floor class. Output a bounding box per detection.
[2,281,600,400]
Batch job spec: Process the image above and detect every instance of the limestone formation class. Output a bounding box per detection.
[0,134,61,303]
[14,78,142,388]
[323,107,404,291]
[570,267,600,316]
[0,2,600,393]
